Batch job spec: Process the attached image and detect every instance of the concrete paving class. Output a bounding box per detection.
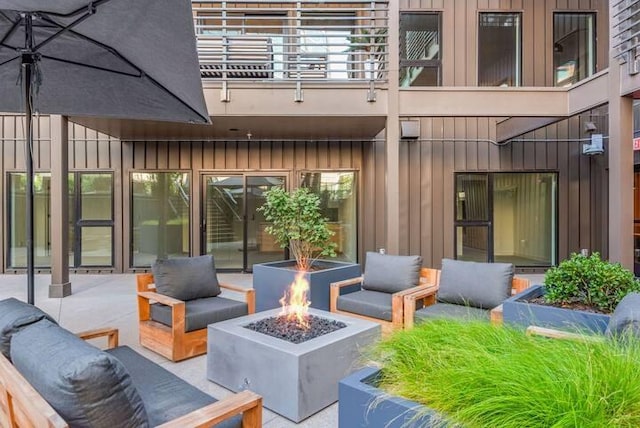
[0,272,545,427]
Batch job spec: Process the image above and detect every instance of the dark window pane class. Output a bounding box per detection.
[456,226,488,262]
[478,13,521,86]
[400,13,441,87]
[554,13,595,86]
[456,174,489,221]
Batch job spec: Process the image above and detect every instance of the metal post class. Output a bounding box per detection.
[22,13,35,304]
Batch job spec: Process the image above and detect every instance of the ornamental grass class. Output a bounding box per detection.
[369,319,640,428]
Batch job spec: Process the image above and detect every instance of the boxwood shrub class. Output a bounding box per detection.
[543,252,640,313]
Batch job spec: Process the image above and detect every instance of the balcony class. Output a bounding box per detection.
[193,1,389,86]
[612,0,640,95]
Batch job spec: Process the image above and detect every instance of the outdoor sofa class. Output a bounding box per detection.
[0,297,262,428]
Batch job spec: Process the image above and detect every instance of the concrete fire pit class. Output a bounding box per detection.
[207,308,381,422]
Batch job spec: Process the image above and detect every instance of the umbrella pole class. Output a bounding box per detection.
[23,16,35,305]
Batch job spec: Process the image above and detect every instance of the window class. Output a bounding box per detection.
[8,173,51,268]
[400,13,441,87]
[69,173,114,267]
[455,172,557,267]
[554,13,595,87]
[8,172,114,268]
[131,172,190,267]
[301,171,358,263]
[478,13,521,86]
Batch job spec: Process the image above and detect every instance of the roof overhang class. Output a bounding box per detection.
[70,115,386,140]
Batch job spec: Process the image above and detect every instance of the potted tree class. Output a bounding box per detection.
[253,187,361,311]
[502,252,640,333]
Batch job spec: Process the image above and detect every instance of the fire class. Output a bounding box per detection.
[279,271,311,328]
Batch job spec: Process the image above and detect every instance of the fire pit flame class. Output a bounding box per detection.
[278,271,311,329]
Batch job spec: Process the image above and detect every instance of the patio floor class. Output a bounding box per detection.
[0,272,544,427]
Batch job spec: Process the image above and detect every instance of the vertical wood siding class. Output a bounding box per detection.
[399,0,608,87]
[396,105,609,270]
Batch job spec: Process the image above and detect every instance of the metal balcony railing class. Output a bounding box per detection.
[192,0,389,90]
[612,0,640,75]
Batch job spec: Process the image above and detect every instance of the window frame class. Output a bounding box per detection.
[399,11,442,87]
[553,12,596,87]
[453,171,559,267]
[477,11,522,87]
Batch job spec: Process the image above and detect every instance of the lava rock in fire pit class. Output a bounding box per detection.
[244,314,346,344]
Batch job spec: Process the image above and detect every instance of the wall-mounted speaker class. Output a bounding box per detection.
[400,120,420,140]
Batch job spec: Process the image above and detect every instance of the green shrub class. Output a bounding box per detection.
[543,252,640,313]
[369,319,640,428]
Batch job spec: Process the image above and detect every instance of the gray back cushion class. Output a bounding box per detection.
[0,297,57,360]
[437,259,514,309]
[152,255,221,301]
[606,292,640,338]
[10,320,149,428]
[362,252,423,293]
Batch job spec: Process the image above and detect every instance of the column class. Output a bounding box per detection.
[385,1,400,254]
[49,115,71,297]
[608,61,634,269]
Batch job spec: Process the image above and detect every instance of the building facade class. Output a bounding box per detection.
[3,1,638,291]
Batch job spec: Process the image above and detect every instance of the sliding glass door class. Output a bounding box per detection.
[203,174,286,271]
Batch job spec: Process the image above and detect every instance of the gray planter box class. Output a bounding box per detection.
[339,366,440,427]
[502,284,611,334]
[253,260,361,312]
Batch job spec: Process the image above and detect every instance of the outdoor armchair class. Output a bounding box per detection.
[330,252,438,334]
[403,259,531,328]
[137,255,255,361]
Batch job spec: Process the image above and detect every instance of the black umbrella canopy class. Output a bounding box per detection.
[0,0,210,123]
[0,0,210,304]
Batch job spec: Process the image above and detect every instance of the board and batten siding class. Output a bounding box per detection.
[399,0,608,87]
[390,106,609,271]
[122,139,368,270]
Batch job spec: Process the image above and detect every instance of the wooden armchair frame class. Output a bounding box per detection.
[330,268,439,335]
[137,273,256,362]
[403,274,531,329]
[0,327,262,428]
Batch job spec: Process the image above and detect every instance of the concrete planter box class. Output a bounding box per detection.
[502,284,611,334]
[208,308,380,422]
[253,259,360,312]
[339,366,439,427]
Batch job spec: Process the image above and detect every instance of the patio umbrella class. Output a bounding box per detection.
[0,0,210,303]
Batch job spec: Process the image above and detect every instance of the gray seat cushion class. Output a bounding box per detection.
[414,303,490,322]
[107,346,241,428]
[0,297,57,360]
[151,296,248,332]
[337,289,393,321]
[437,259,514,309]
[362,252,423,294]
[10,319,149,428]
[152,255,222,301]
[606,292,640,338]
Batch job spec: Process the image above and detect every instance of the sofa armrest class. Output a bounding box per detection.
[76,327,119,349]
[138,291,184,307]
[219,283,256,314]
[156,390,263,428]
[330,276,363,313]
[402,285,439,329]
